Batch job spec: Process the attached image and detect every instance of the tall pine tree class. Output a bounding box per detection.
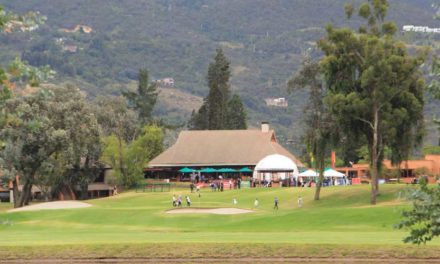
[189,49,247,130]
[123,68,158,126]
[227,94,247,129]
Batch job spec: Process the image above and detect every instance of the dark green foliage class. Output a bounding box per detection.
[206,49,230,130]
[397,181,440,244]
[227,94,247,129]
[319,0,427,204]
[190,49,247,130]
[288,58,334,200]
[123,69,158,126]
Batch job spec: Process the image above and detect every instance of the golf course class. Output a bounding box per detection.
[1,184,440,262]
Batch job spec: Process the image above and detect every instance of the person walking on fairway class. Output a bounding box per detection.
[254,198,259,208]
[172,195,177,207]
[186,195,191,207]
[274,197,279,210]
[297,195,303,208]
[233,198,237,205]
[178,195,182,207]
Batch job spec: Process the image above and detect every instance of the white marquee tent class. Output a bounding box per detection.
[297,168,346,178]
[298,169,319,177]
[323,168,345,178]
[253,154,299,182]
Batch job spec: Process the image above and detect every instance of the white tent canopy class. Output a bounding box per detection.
[323,168,345,178]
[297,168,346,178]
[254,154,299,181]
[298,169,319,177]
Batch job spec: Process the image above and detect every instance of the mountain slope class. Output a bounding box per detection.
[0,0,438,150]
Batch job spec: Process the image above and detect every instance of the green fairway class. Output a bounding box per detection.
[1,184,440,260]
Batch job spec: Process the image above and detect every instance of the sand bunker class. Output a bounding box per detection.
[8,201,92,213]
[166,208,253,215]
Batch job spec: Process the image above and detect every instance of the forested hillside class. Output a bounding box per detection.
[0,0,439,150]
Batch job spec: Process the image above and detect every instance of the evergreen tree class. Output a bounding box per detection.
[206,48,231,129]
[189,49,247,130]
[227,94,247,129]
[123,68,158,126]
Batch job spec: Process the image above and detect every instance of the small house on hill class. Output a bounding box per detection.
[147,123,303,181]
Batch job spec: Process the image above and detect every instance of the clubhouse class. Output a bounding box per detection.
[146,123,304,182]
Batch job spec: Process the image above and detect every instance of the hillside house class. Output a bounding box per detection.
[154,78,174,87]
[265,97,288,107]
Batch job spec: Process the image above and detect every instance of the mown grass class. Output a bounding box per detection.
[0,184,436,260]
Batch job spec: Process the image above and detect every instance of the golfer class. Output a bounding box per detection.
[297,195,303,208]
[254,198,259,208]
[186,195,191,207]
[172,195,177,207]
[274,197,279,210]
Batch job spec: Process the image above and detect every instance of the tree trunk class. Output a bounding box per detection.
[23,182,33,206]
[314,153,325,201]
[17,180,32,207]
[12,180,19,208]
[370,109,380,205]
[117,136,127,186]
[80,182,88,200]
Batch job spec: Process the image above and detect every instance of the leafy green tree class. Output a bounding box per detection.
[397,180,440,244]
[48,86,102,200]
[427,8,440,145]
[101,134,127,186]
[288,58,333,200]
[123,68,158,126]
[101,125,163,188]
[125,125,163,186]
[95,96,137,187]
[0,89,68,207]
[320,0,427,204]
[226,94,247,129]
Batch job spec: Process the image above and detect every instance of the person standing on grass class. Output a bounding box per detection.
[190,183,195,193]
[229,179,233,190]
[178,195,182,207]
[172,195,177,207]
[254,198,259,208]
[233,198,237,205]
[274,197,279,210]
[297,195,303,208]
[186,195,191,207]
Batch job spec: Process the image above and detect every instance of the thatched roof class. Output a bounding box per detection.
[149,129,304,167]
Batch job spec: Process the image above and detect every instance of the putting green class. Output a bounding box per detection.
[0,184,435,246]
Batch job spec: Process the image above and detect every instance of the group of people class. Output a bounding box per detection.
[172,194,191,207]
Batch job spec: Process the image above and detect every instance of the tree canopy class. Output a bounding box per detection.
[319,0,427,204]
[190,48,247,130]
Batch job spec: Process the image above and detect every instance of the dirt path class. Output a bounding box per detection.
[8,201,92,213]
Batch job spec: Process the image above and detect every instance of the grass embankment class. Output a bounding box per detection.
[0,184,438,260]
